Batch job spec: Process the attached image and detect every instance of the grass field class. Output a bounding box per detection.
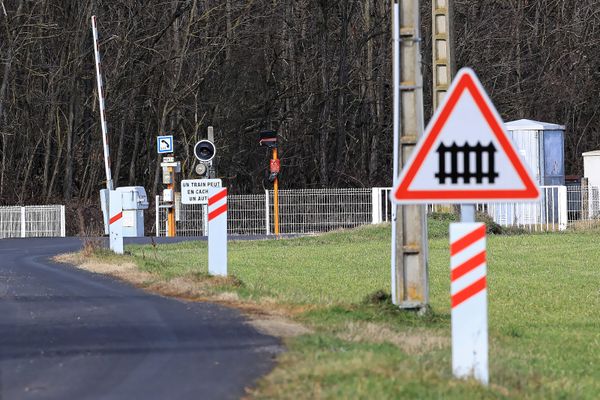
[82,216,600,399]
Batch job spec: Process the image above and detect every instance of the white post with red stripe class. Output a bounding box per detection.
[208,187,227,276]
[109,190,124,254]
[450,222,488,385]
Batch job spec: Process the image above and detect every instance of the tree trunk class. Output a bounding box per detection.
[63,85,76,200]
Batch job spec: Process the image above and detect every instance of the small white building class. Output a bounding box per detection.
[505,119,565,186]
[490,119,566,227]
[582,151,600,218]
[583,150,600,188]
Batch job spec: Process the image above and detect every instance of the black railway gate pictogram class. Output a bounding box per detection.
[435,142,498,184]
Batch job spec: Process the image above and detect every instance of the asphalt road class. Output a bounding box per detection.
[0,237,280,400]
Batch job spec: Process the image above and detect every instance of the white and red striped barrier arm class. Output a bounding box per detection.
[450,222,489,385]
[91,15,114,191]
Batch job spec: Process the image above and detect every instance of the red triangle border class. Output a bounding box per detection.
[394,71,540,202]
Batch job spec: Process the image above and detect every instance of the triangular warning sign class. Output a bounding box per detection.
[392,68,540,204]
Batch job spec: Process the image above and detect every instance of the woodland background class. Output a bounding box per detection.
[1,0,599,214]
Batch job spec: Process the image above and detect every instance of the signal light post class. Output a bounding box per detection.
[260,130,280,236]
[158,134,179,237]
[167,164,176,237]
[160,157,180,237]
[271,147,280,236]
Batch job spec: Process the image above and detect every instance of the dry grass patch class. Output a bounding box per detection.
[337,321,448,355]
[249,318,313,338]
[568,219,600,231]
[54,253,153,284]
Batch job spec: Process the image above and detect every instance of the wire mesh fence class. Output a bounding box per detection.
[266,188,374,234]
[156,188,383,236]
[155,185,600,236]
[0,205,66,238]
[157,193,268,236]
[0,207,21,239]
[565,184,600,229]
[3,186,597,238]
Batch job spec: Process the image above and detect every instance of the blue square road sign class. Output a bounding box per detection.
[157,135,174,154]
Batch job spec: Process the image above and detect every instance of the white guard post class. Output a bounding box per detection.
[450,222,488,385]
[109,190,124,254]
[207,187,228,276]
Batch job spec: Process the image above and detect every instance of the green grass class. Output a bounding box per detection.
[128,225,394,304]
[90,220,600,399]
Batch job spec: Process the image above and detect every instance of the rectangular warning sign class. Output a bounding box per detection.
[181,179,222,204]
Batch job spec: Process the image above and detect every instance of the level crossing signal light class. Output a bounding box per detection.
[194,139,216,177]
[194,140,216,162]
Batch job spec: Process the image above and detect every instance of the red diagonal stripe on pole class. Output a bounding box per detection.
[450,225,486,256]
[451,276,486,308]
[208,188,227,206]
[109,212,123,225]
[451,250,486,282]
[208,204,227,221]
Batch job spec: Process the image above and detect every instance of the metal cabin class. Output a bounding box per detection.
[504,119,566,186]
[490,119,566,227]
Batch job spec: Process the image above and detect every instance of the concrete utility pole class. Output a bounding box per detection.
[432,0,456,110]
[432,0,457,215]
[391,0,428,308]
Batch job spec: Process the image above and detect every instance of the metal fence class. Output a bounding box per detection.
[157,193,268,236]
[0,205,66,238]
[267,188,374,234]
[156,188,387,236]
[155,185,600,236]
[475,186,568,231]
[566,184,600,228]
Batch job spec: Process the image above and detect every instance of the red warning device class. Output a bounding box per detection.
[270,159,280,174]
[392,68,540,204]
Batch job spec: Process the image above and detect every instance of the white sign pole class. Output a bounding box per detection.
[461,204,476,222]
[450,222,488,385]
[91,16,114,191]
[207,187,227,276]
[109,190,124,254]
[390,1,400,305]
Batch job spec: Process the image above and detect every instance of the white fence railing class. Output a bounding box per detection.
[0,205,66,238]
[476,186,568,231]
[155,185,600,236]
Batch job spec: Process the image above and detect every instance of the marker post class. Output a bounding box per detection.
[109,190,124,254]
[207,187,228,276]
[451,204,488,385]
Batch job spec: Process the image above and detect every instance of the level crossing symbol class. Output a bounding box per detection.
[392,68,539,204]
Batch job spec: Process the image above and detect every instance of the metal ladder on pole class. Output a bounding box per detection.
[432,0,455,110]
[391,0,428,308]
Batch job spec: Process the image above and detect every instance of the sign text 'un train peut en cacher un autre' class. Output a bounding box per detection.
[181,179,222,205]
